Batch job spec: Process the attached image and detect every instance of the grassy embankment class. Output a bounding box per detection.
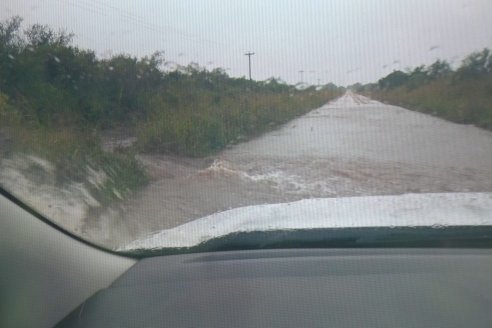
[359,49,492,130]
[0,17,342,204]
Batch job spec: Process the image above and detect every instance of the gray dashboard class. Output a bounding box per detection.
[2,189,492,328]
[57,248,492,328]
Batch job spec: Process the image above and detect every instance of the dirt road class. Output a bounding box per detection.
[90,92,492,246]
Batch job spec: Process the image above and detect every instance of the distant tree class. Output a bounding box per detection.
[378,70,409,89]
[261,78,291,92]
[427,59,451,80]
[0,16,23,92]
[455,48,492,80]
[24,23,73,47]
[323,82,344,92]
[0,16,22,50]
[405,65,429,89]
[349,82,362,92]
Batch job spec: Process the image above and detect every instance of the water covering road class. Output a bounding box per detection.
[91,92,492,246]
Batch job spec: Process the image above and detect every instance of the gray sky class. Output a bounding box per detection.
[2,0,492,86]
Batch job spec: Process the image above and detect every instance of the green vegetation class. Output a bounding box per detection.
[358,49,492,130]
[136,74,341,156]
[0,16,342,200]
[7,126,148,203]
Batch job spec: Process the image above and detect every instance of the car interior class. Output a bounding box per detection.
[3,189,492,328]
[1,1,492,327]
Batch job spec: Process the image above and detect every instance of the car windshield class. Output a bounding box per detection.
[1,1,491,253]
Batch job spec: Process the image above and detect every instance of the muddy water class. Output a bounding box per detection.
[88,92,492,246]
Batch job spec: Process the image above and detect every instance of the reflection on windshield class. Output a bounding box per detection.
[0,1,491,251]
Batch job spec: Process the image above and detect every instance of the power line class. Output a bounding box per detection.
[86,0,196,40]
[56,0,159,35]
[56,0,223,46]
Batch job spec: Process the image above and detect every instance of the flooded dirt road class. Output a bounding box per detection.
[90,92,492,246]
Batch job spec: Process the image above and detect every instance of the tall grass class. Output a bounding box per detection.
[364,50,492,130]
[136,88,340,156]
[370,77,492,130]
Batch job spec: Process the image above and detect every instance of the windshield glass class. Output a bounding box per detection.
[1,1,491,252]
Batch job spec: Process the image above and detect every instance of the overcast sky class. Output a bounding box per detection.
[2,0,492,86]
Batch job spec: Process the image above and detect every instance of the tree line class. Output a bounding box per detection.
[355,49,492,129]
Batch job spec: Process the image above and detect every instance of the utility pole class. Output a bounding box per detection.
[299,70,304,83]
[244,52,255,80]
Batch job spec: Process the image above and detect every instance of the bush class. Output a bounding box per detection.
[136,88,341,157]
[368,52,492,131]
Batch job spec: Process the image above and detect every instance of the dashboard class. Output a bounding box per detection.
[2,191,492,328]
[58,248,492,327]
